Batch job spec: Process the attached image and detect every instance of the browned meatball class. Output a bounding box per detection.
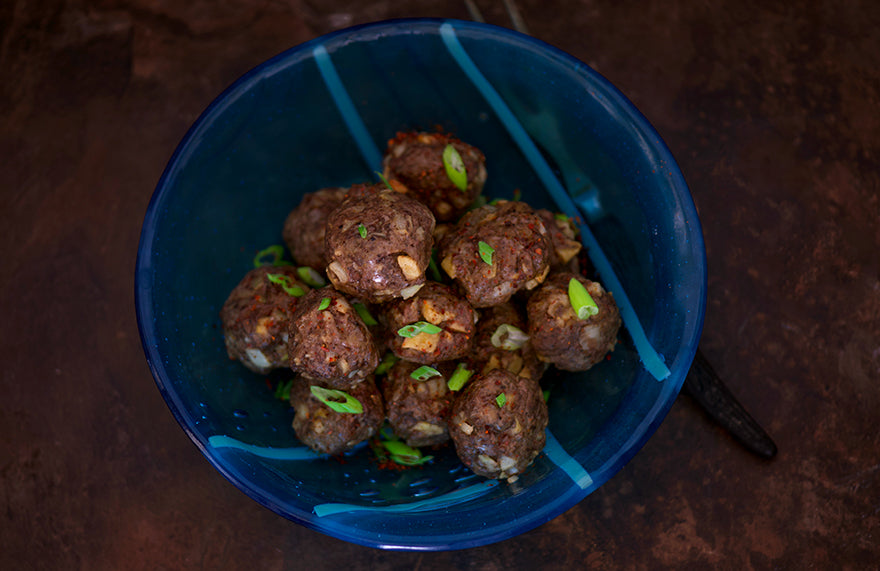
[282,187,347,270]
[288,287,379,385]
[382,281,476,364]
[469,302,547,382]
[290,376,384,456]
[439,201,552,308]
[383,131,487,222]
[382,360,455,447]
[535,209,582,272]
[220,265,310,374]
[324,184,435,303]
[448,368,548,481]
[526,273,621,371]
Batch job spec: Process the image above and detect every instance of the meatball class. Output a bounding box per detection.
[383,131,487,222]
[288,287,379,385]
[535,209,582,272]
[526,273,621,371]
[290,376,385,456]
[324,184,435,303]
[220,265,310,374]
[448,368,548,481]
[439,200,552,308]
[282,187,347,271]
[382,360,455,447]
[382,281,476,364]
[469,302,547,382]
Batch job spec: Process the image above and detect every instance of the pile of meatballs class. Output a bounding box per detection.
[220,130,622,482]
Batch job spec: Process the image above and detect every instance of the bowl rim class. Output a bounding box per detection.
[135,17,707,550]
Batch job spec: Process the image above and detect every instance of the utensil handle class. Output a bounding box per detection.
[683,349,778,459]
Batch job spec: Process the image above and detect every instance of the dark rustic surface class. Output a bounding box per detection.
[2,1,878,569]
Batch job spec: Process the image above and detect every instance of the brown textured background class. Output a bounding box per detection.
[2,1,878,569]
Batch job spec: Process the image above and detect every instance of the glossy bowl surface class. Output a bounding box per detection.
[135,18,706,550]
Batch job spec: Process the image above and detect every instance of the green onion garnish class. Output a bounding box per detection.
[490,324,530,351]
[397,321,442,338]
[554,212,570,221]
[375,170,394,190]
[266,273,305,297]
[253,245,292,268]
[296,266,326,287]
[374,352,399,375]
[512,188,521,201]
[381,441,433,466]
[410,365,441,381]
[568,277,599,319]
[274,379,294,401]
[309,386,363,414]
[543,389,551,403]
[495,392,506,408]
[442,144,468,191]
[478,241,494,265]
[318,297,331,311]
[357,223,367,239]
[428,249,442,282]
[447,363,473,392]
[353,302,378,326]
[468,194,487,211]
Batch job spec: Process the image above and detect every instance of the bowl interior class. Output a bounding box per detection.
[136,19,706,550]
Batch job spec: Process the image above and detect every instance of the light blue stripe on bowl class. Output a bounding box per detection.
[439,21,670,381]
[313,44,383,174]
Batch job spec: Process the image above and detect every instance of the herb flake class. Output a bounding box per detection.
[447,363,473,392]
[442,144,468,191]
[397,321,442,338]
[410,365,441,382]
[568,277,599,319]
[478,241,494,265]
[309,386,363,414]
[266,273,305,297]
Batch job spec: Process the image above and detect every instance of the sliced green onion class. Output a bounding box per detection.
[543,389,551,403]
[381,441,433,466]
[447,364,473,392]
[442,144,468,191]
[296,266,326,287]
[357,223,367,239]
[317,297,331,311]
[353,302,378,326]
[379,423,397,441]
[410,365,441,381]
[468,194,487,211]
[428,249,443,282]
[266,273,305,297]
[274,379,294,401]
[397,321,442,338]
[495,392,506,408]
[568,277,599,319]
[512,188,521,201]
[253,245,292,268]
[478,241,494,265]
[554,212,570,222]
[490,324,530,351]
[375,170,394,190]
[309,386,363,414]
[374,352,399,376]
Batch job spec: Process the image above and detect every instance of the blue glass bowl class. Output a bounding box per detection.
[135,19,706,550]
